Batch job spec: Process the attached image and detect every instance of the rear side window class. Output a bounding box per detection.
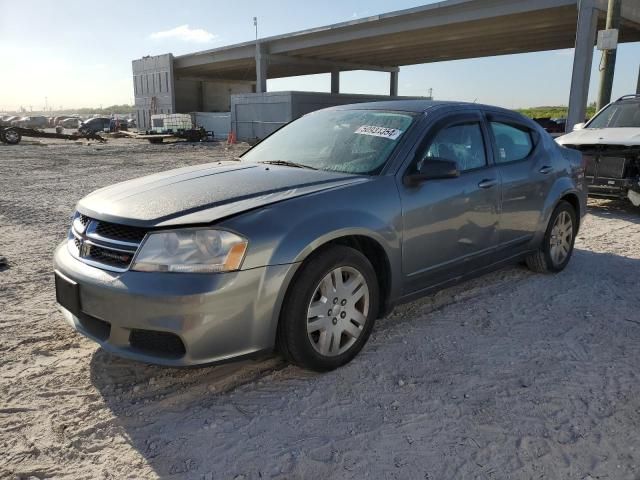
[490,122,533,163]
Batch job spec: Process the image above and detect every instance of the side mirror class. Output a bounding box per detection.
[572,122,585,131]
[404,158,460,186]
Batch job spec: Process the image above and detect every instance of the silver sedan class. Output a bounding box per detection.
[53,100,586,371]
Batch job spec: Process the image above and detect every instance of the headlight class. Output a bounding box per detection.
[131,229,248,273]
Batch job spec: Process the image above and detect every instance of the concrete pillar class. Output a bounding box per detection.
[331,68,340,94]
[596,0,621,110]
[198,81,204,111]
[390,70,399,96]
[566,0,598,132]
[255,43,268,93]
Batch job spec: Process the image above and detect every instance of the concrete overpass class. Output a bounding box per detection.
[133,0,640,132]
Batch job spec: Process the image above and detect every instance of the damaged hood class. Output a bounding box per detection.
[77,161,368,227]
[556,127,640,147]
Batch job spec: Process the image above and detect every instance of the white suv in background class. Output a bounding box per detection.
[557,94,640,206]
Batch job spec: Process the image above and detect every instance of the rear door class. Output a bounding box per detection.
[398,111,501,294]
[486,113,555,248]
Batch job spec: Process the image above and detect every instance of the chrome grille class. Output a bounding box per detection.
[68,212,146,272]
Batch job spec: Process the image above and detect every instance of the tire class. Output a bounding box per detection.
[526,200,577,273]
[277,245,380,371]
[2,128,21,145]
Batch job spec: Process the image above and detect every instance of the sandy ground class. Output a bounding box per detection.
[1,137,639,480]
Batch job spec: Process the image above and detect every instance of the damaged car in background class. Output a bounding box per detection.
[557,94,640,207]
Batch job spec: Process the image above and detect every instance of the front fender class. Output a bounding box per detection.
[219,177,403,297]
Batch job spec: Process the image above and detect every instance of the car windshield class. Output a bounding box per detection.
[241,109,416,174]
[588,101,640,128]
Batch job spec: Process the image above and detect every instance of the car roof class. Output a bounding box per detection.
[615,94,640,100]
[330,99,521,116]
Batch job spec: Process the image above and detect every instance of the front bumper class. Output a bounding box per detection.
[586,175,637,199]
[53,242,298,366]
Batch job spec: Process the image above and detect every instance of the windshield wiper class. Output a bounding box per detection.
[259,160,318,170]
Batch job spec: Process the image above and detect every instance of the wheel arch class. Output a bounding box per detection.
[559,192,581,228]
[283,232,394,320]
[536,177,584,243]
[312,234,393,318]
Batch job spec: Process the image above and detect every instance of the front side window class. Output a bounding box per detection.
[421,122,486,172]
[588,101,640,128]
[241,109,415,175]
[491,122,533,163]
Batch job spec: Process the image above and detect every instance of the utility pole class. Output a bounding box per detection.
[637,65,640,94]
[253,17,258,41]
[596,0,621,110]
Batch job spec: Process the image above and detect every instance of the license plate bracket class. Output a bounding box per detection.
[54,271,81,317]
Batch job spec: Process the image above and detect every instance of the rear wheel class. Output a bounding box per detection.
[2,128,21,145]
[277,246,379,371]
[526,200,577,273]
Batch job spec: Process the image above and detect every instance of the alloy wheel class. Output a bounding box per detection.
[549,210,573,266]
[306,266,370,357]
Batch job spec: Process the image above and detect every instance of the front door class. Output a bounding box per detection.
[398,111,501,294]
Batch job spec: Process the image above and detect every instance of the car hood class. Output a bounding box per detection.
[556,127,640,146]
[77,161,369,228]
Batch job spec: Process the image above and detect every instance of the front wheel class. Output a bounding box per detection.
[526,200,577,273]
[277,246,379,371]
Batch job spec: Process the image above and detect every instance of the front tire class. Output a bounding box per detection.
[526,200,577,273]
[277,246,379,371]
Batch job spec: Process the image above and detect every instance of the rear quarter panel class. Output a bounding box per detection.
[531,142,587,245]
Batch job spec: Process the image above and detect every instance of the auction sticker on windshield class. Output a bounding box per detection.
[355,125,403,140]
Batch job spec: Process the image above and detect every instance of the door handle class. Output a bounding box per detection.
[478,179,498,189]
[539,166,553,174]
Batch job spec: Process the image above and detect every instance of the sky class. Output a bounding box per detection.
[0,0,639,111]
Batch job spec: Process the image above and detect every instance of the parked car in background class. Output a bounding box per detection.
[0,115,20,126]
[552,118,567,132]
[54,115,78,126]
[79,116,128,134]
[557,94,640,206]
[60,117,81,129]
[10,116,28,126]
[10,115,49,129]
[54,100,586,371]
[78,117,110,134]
[533,117,565,135]
[112,117,129,132]
[127,118,137,129]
